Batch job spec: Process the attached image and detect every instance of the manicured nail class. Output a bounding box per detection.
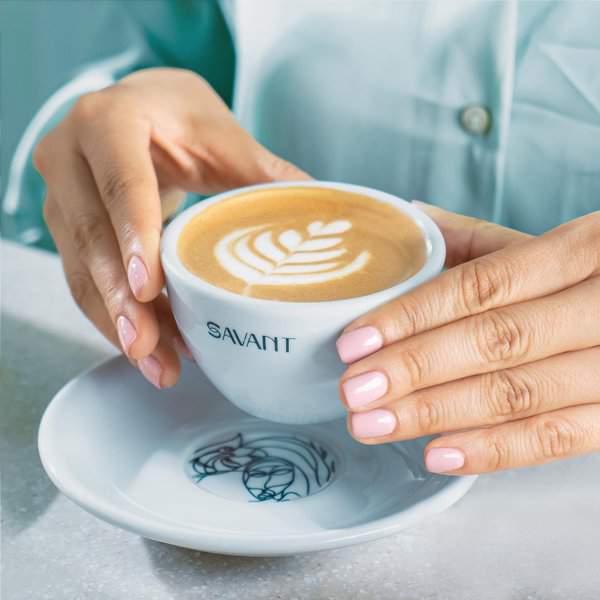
[128,255,149,298]
[425,447,465,473]
[351,409,396,438]
[336,326,383,363]
[173,336,195,361]
[116,315,137,354]
[138,356,162,389]
[342,371,388,410]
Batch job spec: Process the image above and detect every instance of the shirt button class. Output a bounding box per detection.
[460,105,491,135]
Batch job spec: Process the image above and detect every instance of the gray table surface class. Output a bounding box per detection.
[2,240,600,600]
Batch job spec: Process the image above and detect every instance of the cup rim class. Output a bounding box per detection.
[160,181,446,309]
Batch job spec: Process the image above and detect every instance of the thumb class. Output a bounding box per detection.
[171,124,312,195]
[253,144,312,183]
[412,200,532,268]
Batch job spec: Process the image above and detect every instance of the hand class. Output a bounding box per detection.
[336,203,600,475]
[34,68,308,387]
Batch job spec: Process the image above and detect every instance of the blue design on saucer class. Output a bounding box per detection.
[188,433,336,502]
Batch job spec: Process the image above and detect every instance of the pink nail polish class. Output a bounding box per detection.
[425,447,465,473]
[336,326,383,363]
[351,409,396,438]
[128,255,149,298]
[342,371,388,409]
[116,315,137,353]
[138,356,162,389]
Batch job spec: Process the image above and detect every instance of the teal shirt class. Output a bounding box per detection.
[2,0,235,251]
[3,0,600,250]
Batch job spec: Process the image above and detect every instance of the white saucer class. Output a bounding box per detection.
[38,356,477,556]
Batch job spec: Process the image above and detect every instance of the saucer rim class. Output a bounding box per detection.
[38,356,478,556]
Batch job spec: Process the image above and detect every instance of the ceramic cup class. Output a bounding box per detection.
[161,181,445,424]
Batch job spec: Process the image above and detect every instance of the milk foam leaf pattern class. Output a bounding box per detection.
[310,220,351,235]
[279,230,302,250]
[295,238,343,251]
[214,220,371,289]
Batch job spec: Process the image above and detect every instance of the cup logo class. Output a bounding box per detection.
[214,220,370,290]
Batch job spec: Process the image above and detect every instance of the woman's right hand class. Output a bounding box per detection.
[33,68,308,388]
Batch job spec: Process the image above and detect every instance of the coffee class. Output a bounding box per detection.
[177,187,427,302]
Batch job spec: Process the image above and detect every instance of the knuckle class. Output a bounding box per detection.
[414,396,442,432]
[379,297,423,340]
[71,91,105,123]
[473,310,529,365]
[484,435,511,471]
[67,270,94,309]
[400,347,430,389]
[485,369,538,421]
[33,136,52,174]
[101,279,128,316]
[71,213,106,260]
[458,258,511,314]
[99,167,140,210]
[531,418,580,460]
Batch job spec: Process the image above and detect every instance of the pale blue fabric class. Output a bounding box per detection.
[3,0,600,250]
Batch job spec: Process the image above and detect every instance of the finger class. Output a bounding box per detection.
[251,142,312,183]
[341,276,600,404]
[148,111,311,196]
[181,130,312,193]
[74,98,164,303]
[46,197,167,385]
[153,293,194,361]
[337,212,600,360]
[422,403,600,474]
[412,201,530,267]
[136,321,181,389]
[49,143,160,360]
[118,68,310,192]
[47,197,182,389]
[160,187,187,222]
[48,242,182,388]
[345,347,600,443]
[44,196,119,347]
[135,292,188,388]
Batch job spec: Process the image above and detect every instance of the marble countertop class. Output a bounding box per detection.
[2,240,599,600]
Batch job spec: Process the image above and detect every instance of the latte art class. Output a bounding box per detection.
[178,187,427,302]
[215,220,370,291]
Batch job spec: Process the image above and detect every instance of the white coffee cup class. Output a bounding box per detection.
[161,181,445,425]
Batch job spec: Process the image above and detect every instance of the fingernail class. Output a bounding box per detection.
[351,409,396,438]
[116,315,137,353]
[173,336,195,361]
[336,326,383,363]
[128,255,149,298]
[138,356,162,389]
[342,371,388,410]
[425,447,465,473]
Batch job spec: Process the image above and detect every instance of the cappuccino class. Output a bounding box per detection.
[177,187,426,302]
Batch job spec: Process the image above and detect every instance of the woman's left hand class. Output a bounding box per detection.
[336,203,600,475]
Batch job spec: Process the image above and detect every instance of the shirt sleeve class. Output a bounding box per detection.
[2,0,235,251]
